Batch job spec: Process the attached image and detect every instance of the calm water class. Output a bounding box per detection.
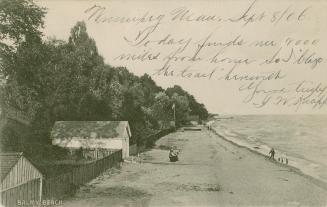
[212,115,327,182]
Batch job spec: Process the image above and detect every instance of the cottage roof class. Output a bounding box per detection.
[51,121,129,140]
[0,152,23,180]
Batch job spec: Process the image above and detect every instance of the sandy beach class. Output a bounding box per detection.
[62,127,327,207]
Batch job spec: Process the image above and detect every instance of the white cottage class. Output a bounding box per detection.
[51,121,131,158]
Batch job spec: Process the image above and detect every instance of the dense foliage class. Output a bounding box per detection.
[0,0,208,158]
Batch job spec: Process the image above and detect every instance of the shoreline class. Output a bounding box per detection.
[63,126,327,206]
[209,126,327,191]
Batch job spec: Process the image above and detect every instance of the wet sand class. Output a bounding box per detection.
[63,127,327,207]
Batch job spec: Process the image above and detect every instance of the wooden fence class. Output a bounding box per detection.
[68,148,115,160]
[0,150,122,207]
[82,148,114,160]
[43,149,122,200]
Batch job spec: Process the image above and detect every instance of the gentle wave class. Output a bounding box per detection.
[211,115,327,185]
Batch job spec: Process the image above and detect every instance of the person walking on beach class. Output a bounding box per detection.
[269,148,275,160]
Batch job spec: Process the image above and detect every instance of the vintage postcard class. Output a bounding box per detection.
[0,0,326,206]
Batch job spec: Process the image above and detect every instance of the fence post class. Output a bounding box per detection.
[39,177,43,203]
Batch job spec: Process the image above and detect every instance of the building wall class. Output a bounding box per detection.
[1,178,41,207]
[123,136,129,158]
[52,137,129,159]
[52,138,122,148]
[1,157,42,190]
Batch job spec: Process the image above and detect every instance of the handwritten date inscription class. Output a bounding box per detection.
[84,0,326,112]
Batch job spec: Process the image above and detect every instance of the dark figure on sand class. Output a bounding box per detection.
[269,148,275,160]
[169,147,179,162]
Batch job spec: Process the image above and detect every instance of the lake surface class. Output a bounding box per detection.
[212,115,327,183]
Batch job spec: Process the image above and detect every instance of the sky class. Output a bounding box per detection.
[36,0,327,114]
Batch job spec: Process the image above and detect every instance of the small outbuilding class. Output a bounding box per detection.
[51,121,132,158]
[0,152,44,207]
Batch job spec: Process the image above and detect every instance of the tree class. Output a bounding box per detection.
[0,0,47,120]
[0,1,210,158]
[0,0,46,77]
[0,19,108,148]
[0,38,54,145]
[68,21,104,77]
[140,74,163,106]
[171,93,190,126]
[151,92,173,128]
[166,85,209,120]
[0,0,46,46]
